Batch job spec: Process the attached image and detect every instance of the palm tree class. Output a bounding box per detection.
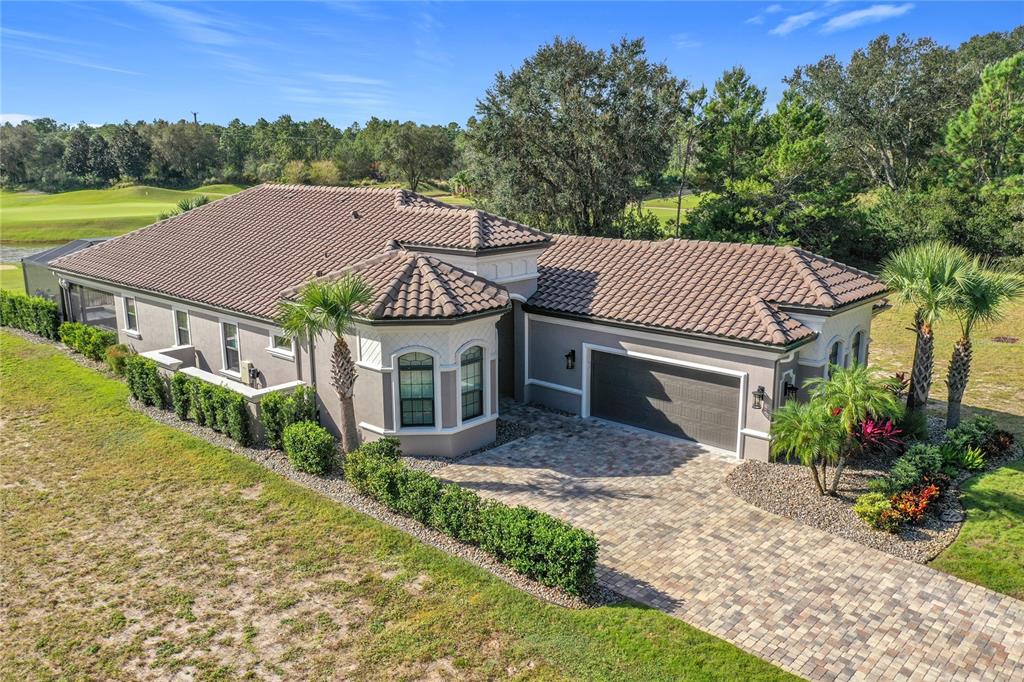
[770,400,843,495]
[278,275,374,454]
[945,266,1024,428]
[805,365,903,494]
[881,242,974,414]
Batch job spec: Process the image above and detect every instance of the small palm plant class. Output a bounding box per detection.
[881,242,973,414]
[945,266,1024,428]
[278,275,374,454]
[770,400,843,495]
[806,365,903,494]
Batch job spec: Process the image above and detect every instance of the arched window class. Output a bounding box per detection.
[850,331,864,367]
[399,352,434,427]
[827,340,841,378]
[460,346,484,420]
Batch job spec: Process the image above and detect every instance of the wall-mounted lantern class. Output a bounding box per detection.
[752,385,768,410]
[565,349,576,370]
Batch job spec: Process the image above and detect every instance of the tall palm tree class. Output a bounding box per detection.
[945,266,1024,428]
[805,365,903,494]
[881,242,974,414]
[278,275,374,454]
[770,400,843,495]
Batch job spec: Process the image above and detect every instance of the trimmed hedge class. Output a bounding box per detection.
[344,441,598,595]
[59,322,117,361]
[0,290,61,339]
[124,355,166,408]
[283,421,336,474]
[259,386,318,449]
[169,373,251,446]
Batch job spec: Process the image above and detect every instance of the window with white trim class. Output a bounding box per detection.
[222,322,240,373]
[398,352,434,427]
[174,310,190,346]
[123,296,138,332]
[460,346,484,420]
[270,333,293,355]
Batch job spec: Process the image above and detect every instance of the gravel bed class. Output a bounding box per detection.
[727,438,1022,563]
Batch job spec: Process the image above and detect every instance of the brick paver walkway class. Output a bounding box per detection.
[440,404,1024,682]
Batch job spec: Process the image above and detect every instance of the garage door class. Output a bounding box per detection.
[589,351,741,451]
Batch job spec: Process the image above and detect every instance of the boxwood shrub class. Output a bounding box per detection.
[0,290,61,339]
[283,421,336,474]
[59,322,118,361]
[171,374,251,445]
[259,385,318,449]
[123,355,166,408]
[343,441,598,595]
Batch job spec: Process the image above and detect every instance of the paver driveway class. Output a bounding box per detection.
[440,405,1024,682]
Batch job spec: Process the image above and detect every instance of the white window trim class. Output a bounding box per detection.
[172,307,191,347]
[219,318,242,378]
[122,295,140,337]
[848,327,867,367]
[392,346,441,432]
[455,339,491,427]
[824,336,844,378]
[266,329,296,360]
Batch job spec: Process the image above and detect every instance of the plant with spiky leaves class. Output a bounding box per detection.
[770,399,844,495]
[278,275,374,454]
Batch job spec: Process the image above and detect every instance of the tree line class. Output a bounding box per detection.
[1,26,1021,267]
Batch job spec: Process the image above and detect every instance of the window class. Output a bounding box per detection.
[460,346,484,421]
[222,322,240,373]
[399,352,434,427]
[174,310,190,346]
[827,340,841,377]
[68,284,116,330]
[270,333,293,355]
[851,331,864,367]
[123,297,138,332]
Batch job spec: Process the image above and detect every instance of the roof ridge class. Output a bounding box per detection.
[414,256,461,317]
[468,210,485,250]
[782,247,841,307]
[367,252,419,319]
[747,296,792,346]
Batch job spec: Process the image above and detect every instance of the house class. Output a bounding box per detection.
[49,184,887,460]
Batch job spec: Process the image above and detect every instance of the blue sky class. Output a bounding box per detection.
[2,1,1021,127]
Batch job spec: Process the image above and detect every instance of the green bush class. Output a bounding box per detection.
[123,355,165,408]
[178,375,251,445]
[854,493,903,532]
[258,385,318,449]
[960,445,985,471]
[342,442,597,595]
[105,344,131,376]
[945,416,996,453]
[170,372,191,419]
[868,444,942,496]
[0,290,60,339]
[897,408,930,441]
[59,322,118,361]
[283,421,336,474]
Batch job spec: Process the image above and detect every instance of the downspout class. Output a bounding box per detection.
[308,331,319,423]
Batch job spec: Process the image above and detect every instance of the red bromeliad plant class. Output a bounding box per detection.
[855,418,904,456]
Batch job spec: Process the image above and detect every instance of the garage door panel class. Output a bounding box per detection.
[590,351,740,451]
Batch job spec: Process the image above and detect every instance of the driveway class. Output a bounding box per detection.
[440,404,1024,682]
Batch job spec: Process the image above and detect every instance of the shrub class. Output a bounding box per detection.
[259,385,319,449]
[868,443,944,496]
[342,441,597,595]
[59,322,118,361]
[170,372,191,419]
[105,344,130,376]
[0,290,60,339]
[123,355,165,408]
[854,492,903,532]
[945,416,996,453]
[897,408,929,441]
[960,446,985,471]
[891,483,940,524]
[984,430,1016,458]
[854,418,903,457]
[179,375,251,445]
[283,421,336,475]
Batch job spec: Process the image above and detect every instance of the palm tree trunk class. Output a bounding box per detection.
[828,455,848,496]
[330,336,360,454]
[808,460,825,495]
[946,336,972,429]
[907,312,934,412]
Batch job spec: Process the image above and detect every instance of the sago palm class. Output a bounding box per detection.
[945,266,1024,428]
[770,400,844,496]
[805,365,903,494]
[881,242,973,414]
[278,275,374,454]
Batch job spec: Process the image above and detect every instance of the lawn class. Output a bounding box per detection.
[0,184,246,244]
[0,331,796,681]
[0,263,24,293]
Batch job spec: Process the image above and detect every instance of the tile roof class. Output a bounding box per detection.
[51,184,546,320]
[529,236,886,346]
[282,247,509,322]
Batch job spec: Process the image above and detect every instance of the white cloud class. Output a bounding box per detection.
[131,1,238,46]
[0,113,38,125]
[746,15,765,25]
[770,11,823,36]
[822,3,914,33]
[4,43,142,75]
[671,33,703,49]
[765,4,784,13]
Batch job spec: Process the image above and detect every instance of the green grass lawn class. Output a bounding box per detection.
[0,184,246,244]
[0,331,796,681]
[0,263,25,293]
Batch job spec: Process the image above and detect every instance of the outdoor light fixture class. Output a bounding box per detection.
[565,349,576,370]
[752,385,768,410]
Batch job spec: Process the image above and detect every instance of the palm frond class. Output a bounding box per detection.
[880,241,975,324]
[276,275,375,341]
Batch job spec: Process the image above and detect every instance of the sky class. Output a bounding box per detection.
[2,1,1021,127]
